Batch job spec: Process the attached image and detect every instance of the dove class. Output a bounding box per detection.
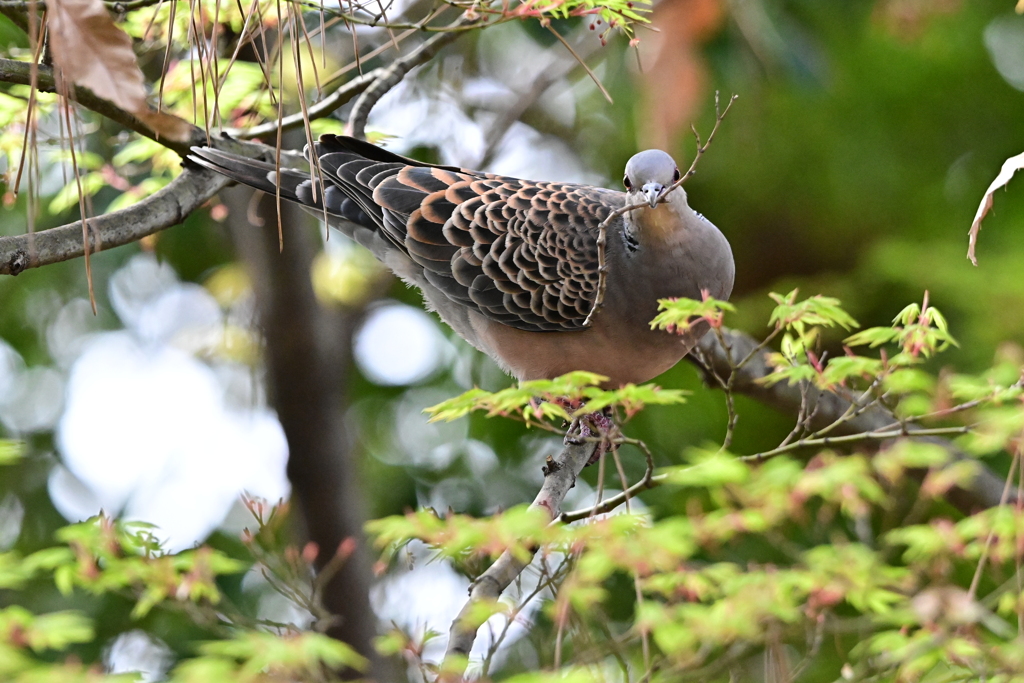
[189,136,734,387]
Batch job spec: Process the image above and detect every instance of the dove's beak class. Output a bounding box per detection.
[642,183,664,209]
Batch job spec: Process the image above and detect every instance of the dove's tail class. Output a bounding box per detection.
[187,144,379,230]
[187,147,306,201]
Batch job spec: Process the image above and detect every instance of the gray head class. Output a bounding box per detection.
[623,149,681,209]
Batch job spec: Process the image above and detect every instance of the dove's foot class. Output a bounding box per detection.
[561,403,615,466]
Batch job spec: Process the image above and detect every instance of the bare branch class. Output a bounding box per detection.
[741,426,973,462]
[0,57,205,156]
[0,164,227,275]
[582,93,738,327]
[690,328,1014,513]
[346,21,466,139]
[440,437,597,676]
[228,69,378,140]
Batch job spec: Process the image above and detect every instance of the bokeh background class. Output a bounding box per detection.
[2,0,1024,677]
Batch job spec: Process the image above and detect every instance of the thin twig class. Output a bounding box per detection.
[968,451,1020,600]
[742,426,973,463]
[560,438,657,523]
[545,24,611,103]
[346,20,467,139]
[440,434,597,677]
[582,93,738,327]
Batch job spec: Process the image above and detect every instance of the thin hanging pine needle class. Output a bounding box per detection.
[274,0,286,250]
[252,0,280,106]
[547,24,612,103]
[210,0,223,128]
[344,0,361,75]
[187,0,212,140]
[322,18,438,86]
[57,90,67,187]
[158,0,178,114]
[13,5,45,209]
[186,1,199,124]
[374,0,400,55]
[295,5,324,98]
[318,0,326,70]
[60,98,97,313]
[140,0,167,42]
[290,4,330,232]
[221,0,270,94]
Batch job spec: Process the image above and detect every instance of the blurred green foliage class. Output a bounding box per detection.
[2,0,1024,680]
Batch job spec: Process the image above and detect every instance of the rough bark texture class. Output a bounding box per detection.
[441,438,596,671]
[224,187,388,680]
[690,329,1011,513]
[0,166,227,275]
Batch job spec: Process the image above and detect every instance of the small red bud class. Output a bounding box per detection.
[337,537,357,560]
[210,204,229,221]
[301,542,319,564]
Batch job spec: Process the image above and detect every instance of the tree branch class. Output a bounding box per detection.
[227,69,379,140]
[346,21,466,139]
[224,183,392,681]
[690,328,1013,512]
[440,437,597,677]
[0,57,207,156]
[0,164,227,275]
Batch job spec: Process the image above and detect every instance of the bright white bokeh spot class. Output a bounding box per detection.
[371,541,543,672]
[56,332,289,551]
[46,254,290,552]
[0,337,65,435]
[47,465,103,526]
[354,303,446,386]
[986,15,1024,91]
[104,630,173,682]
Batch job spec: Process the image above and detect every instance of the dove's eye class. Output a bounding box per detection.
[672,168,680,182]
[623,176,633,190]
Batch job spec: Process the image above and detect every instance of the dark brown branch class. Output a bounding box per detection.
[691,328,1012,513]
[0,165,227,275]
[0,57,206,156]
[346,22,466,139]
[440,436,597,676]
[224,184,392,681]
[228,69,379,140]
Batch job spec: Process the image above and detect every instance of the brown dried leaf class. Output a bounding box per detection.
[47,0,148,113]
[967,150,1024,266]
[47,0,193,142]
[135,108,196,143]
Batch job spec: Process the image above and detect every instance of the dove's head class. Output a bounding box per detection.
[624,150,681,209]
